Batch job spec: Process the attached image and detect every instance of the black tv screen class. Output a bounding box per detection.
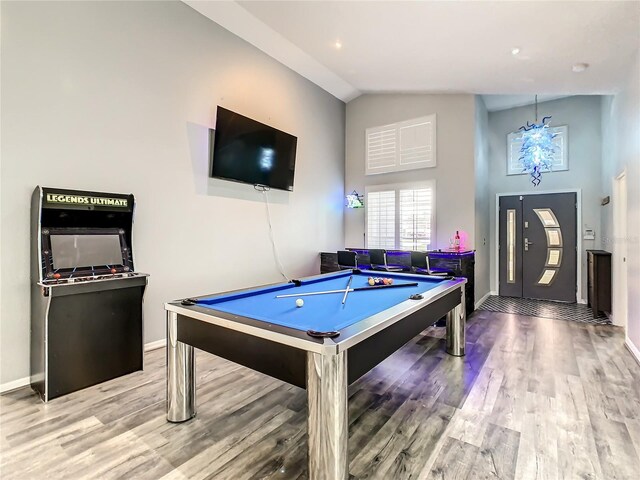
[211,107,297,191]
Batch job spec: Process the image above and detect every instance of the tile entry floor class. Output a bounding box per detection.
[478,295,611,325]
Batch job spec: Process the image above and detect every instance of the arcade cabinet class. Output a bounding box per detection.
[30,186,149,401]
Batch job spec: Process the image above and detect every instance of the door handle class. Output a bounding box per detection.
[524,238,534,251]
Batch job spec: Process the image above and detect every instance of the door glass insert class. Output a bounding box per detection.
[546,249,562,267]
[534,208,560,228]
[546,229,562,247]
[507,209,516,283]
[535,207,564,287]
[537,269,557,285]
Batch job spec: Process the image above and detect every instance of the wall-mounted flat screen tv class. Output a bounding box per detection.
[211,106,297,191]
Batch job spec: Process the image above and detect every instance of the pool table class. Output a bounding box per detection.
[165,269,466,480]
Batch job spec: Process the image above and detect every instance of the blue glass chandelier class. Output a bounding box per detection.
[519,95,557,186]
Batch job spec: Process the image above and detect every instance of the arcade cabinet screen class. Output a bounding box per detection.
[50,234,123,269]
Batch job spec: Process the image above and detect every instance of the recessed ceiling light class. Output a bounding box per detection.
[511,47,521,56]
[572,62,589,73]
[334,40,342,50]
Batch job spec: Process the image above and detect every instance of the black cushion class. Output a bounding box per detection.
[337,250,357,268]
[368,249,386,266]
[410,251,428,269]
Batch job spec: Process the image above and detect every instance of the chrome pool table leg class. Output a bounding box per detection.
[306,351,349,480]
[166,311,196,423]
[446,286,466,357]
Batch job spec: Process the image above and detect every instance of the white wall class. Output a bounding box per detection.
[601,49,640,354]
[344,94,477,250]
[0,1,345,387]
[474,97,490,303]
[488,96,604,301]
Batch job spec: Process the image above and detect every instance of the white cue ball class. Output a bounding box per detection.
[295,298,304,308]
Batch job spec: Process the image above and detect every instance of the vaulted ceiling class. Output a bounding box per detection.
[185,1,640,105]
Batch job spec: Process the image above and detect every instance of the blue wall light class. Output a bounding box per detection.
[519,95,557,186]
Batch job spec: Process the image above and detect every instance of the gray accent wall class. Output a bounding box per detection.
[0,1,345,388]
[344,93,477,250]
[488,96,604,303]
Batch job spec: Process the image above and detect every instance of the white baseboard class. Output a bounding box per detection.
[0,376,30,394]
[625,336,640,366]
[608,312,622,327]
[1,339,167,395]
[144,339,166,352]
[475,291,494,309]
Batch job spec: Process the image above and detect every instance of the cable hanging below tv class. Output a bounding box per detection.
[210,106,297,192]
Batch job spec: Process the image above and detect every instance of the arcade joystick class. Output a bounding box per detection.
[53,273,61,279]
[110,268,117,274]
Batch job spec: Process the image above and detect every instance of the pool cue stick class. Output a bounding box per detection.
[275,282,419,298]
[353,282,418,291]
[341,276,353,305]
[276,288,352,298]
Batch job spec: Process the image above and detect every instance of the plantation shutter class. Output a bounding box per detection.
[398,118,435,168]
[366,190,396,249]
[365,115,436,175]
[366,181,436,250]
[366,126,397,173]
[399,187,434,250]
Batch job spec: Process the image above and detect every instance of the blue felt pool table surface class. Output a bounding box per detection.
[194,270,448,333]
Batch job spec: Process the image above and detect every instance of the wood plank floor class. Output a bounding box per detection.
[1,311,639,479]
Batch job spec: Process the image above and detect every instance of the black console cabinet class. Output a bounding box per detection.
[429,251,475,315]
[587,250,611,318]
